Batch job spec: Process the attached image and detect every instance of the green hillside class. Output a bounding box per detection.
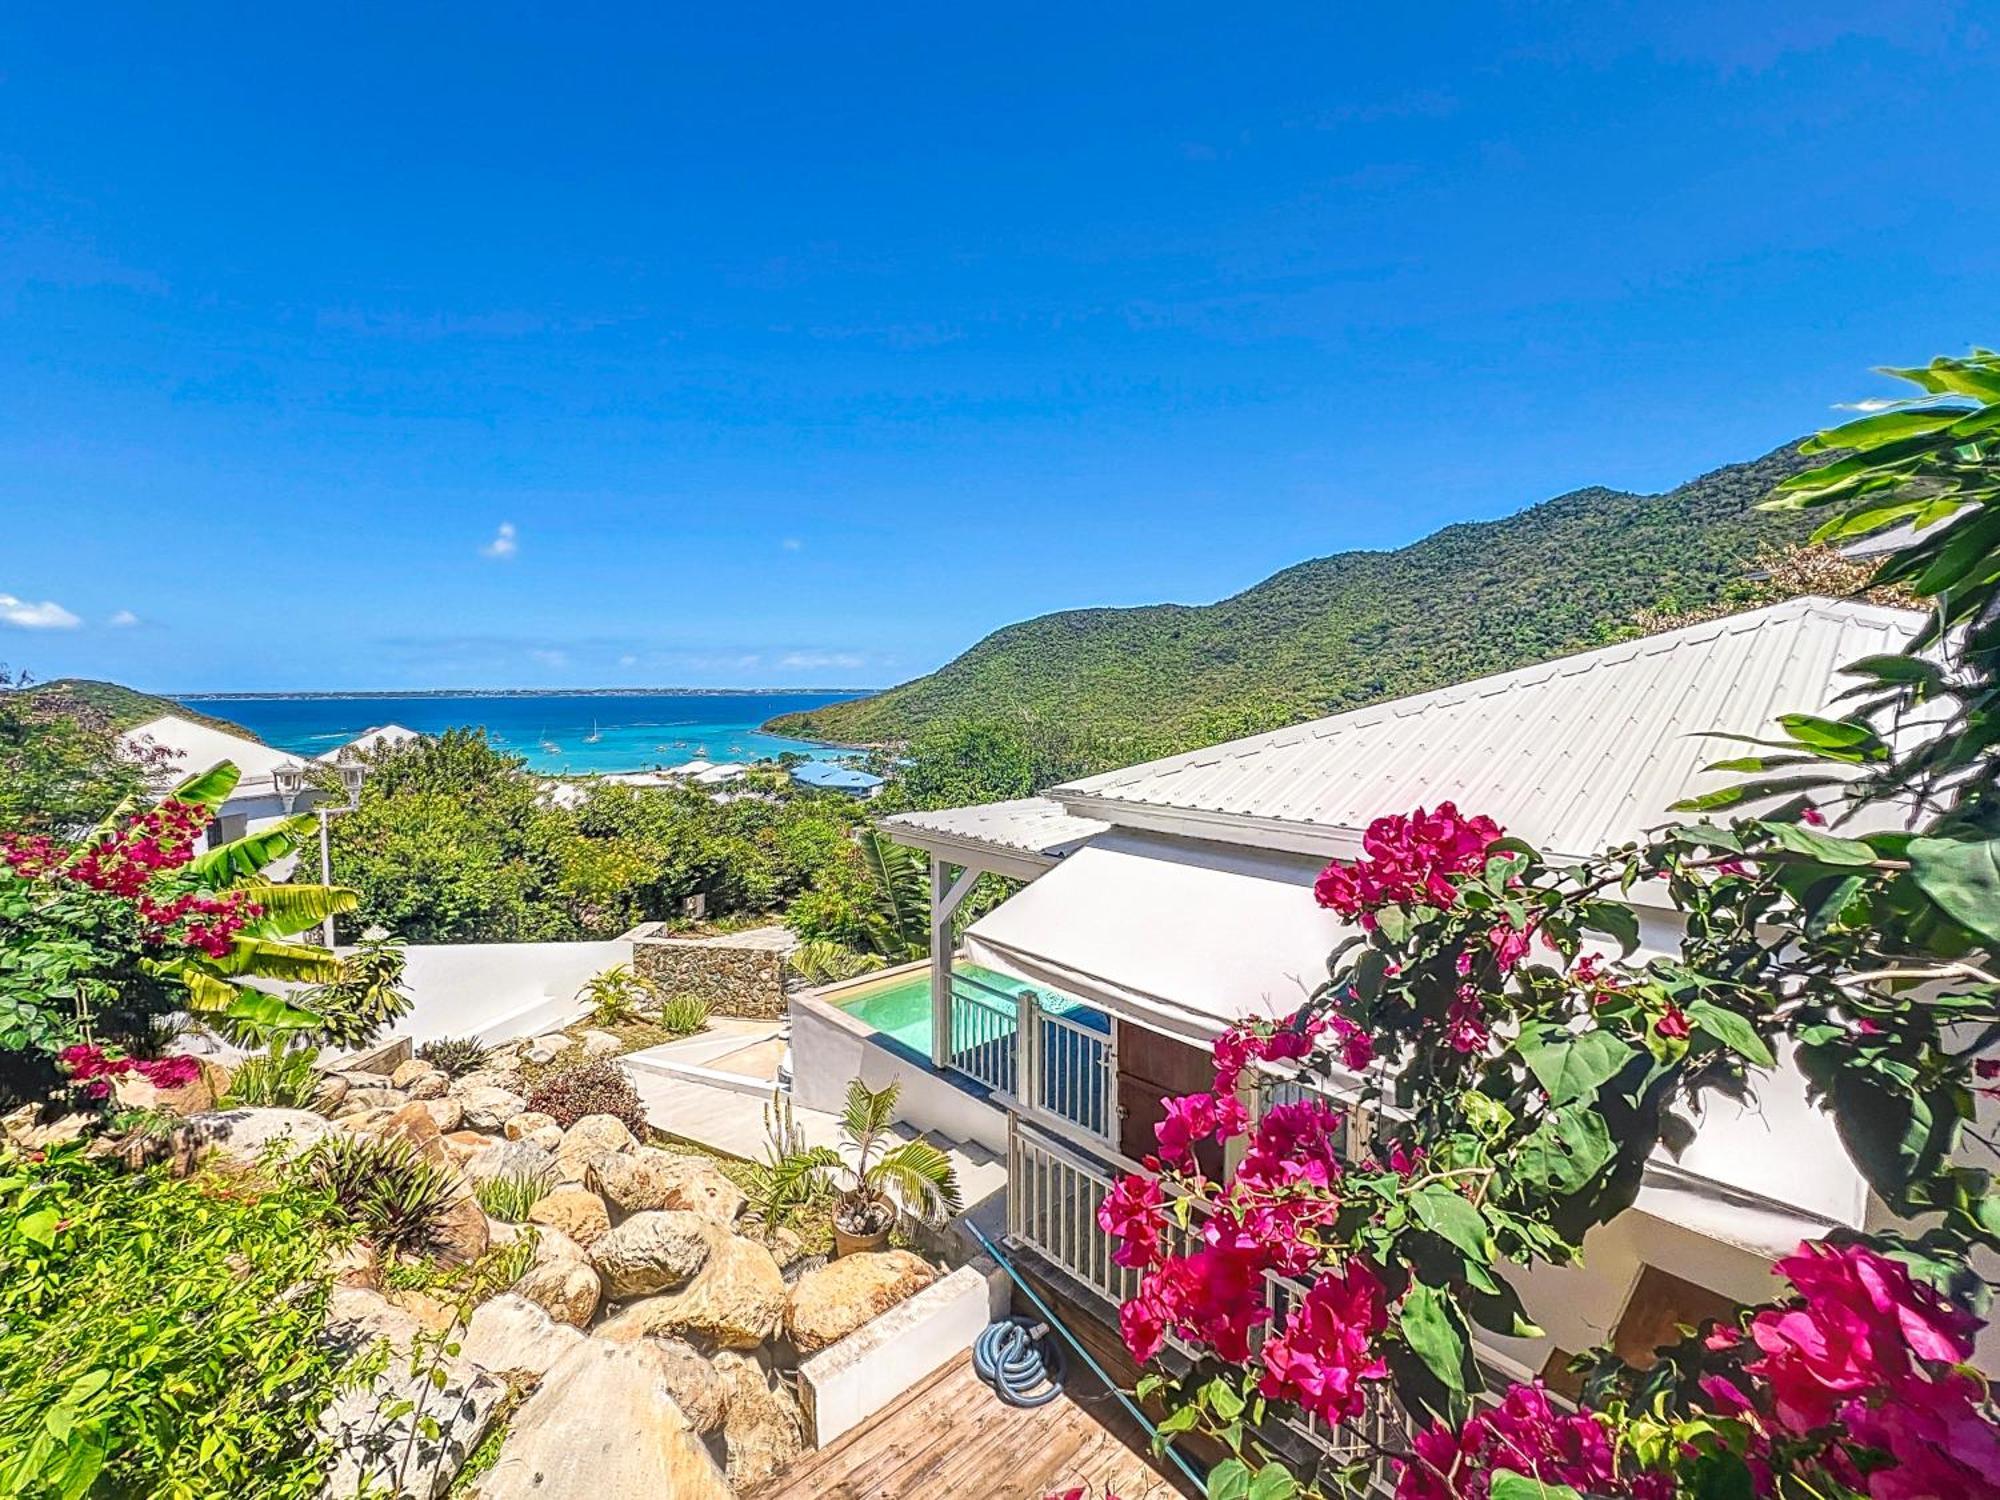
[26,679,261,741]
[770,444,1821,754]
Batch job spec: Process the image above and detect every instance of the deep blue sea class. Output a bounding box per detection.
[181,691,864,775]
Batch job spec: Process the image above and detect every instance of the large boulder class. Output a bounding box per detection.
[631,1335,727,1434]
[390,1058,437,1089]
[112,1056,225,1116]
[603,1233,784,1349]
[588,1210,711,1300]
[510,1256,603,1328]
[464,1340,731,1500]
[464,1139,555,1188]
[428,1184,491,1268]
[417,1096,464,1133]
[527,1185,611,1247]
[577,1028,623,1059]
[377,1102,449,1164]
[344,1086,410,1114]
[504,1110,563,1152]
[785,1248,940,1354]
[174,1108,337,1167]
[324,1285,427,1357]
[716,1347,806,1493]
[588,1149,745,1226]
[322,1354,503,1500]
[457,1086,528,1133]
[451,1067,527,1098]
[404,1071,450,1101]
[532,1225,589,1266]
[459,1294,585,1386]
[553,1113,636,1181]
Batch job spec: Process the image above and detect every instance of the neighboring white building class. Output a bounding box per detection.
[875,596,1958,1392]
[121,714,311,845]
[317,723,422,764]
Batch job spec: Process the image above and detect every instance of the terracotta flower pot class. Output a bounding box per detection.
[833,1221,892,1258]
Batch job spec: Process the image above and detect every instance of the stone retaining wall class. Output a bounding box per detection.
[632,929,791,1018]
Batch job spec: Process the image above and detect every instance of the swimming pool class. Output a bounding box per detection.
[832,961,1106,1058]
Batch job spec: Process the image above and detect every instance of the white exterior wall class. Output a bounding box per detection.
[377,939,632,1044]
[790,987,1010,1152]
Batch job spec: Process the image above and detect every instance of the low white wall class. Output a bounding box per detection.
[379,940,632,1045]
[791,989,1008,1152]
[798,1260,1010,1446]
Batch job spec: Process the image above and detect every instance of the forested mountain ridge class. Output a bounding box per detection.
[768,443,1822,755]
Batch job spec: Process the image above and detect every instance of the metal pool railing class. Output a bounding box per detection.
[945,975,1018,1095]
[944,970,1116,1149]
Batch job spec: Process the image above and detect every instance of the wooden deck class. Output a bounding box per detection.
[760,1350,1196,1500]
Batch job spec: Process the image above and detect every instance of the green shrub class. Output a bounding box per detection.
[579,963,653,1025]
[0,1147,363,1498]
[473,1170,551,1224]
[221,1046,323,1109]
[416,1035,492,1078]
[291,933,413,1050]
[298,1134,463,1256]
[525,1058,647,1136]
[789,939,884,986]
[657,993,710,1035]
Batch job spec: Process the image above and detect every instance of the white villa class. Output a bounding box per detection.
[792,596,1980,1412]
[121,714,417,845]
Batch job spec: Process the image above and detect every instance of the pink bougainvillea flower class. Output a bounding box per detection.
[1842,1372,2000,1500]
[1314,803,1504,920]
[1655,1004,1691,1040]
[1395,1383,1668,1500]
[1237,1097,1346,1192]
[1257,1259,1388,1424]
[1487,922,1532,974]
[1097,1172,1168,1270]
[1445,991,1489,1053]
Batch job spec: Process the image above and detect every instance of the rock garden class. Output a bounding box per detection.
[9,1031,954,1499]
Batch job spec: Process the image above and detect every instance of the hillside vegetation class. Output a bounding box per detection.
[25,679,259,740]
[770,445,1821,755]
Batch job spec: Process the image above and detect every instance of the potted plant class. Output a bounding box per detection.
[765,1078,963,1256]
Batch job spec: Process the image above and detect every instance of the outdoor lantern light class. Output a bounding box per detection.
[273,763,307,801]
[339,762,365,806]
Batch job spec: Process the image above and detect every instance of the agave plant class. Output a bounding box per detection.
[415,1035,491,1078]
[297,1133,462,1255]
[764,1078,961,1240]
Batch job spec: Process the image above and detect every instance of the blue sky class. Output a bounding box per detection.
[2,3,1994,692]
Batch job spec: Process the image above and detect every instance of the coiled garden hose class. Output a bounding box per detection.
[973,1314,1068,1407]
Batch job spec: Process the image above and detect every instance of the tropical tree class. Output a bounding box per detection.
[761,1077,962,1242]
[0,760,355,1099]
[1094,350,2000,1500]
[0,670,156,836]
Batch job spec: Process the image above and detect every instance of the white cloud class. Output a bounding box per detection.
[1834,398,1898,412]
[618,653,639,667]
[0,594,81,629]
[480,521,519,560]
[107,609,140,628]
[780,537,803,552]
[779,650,865,671]
[529,647,568,668]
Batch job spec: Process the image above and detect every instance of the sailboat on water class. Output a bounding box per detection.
[584,719,603,744]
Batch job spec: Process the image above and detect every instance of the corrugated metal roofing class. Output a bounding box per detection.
[1052,597,1925,860]
[881,796,1107,860]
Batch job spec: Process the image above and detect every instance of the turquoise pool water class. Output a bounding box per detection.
[834,962,1103,1056]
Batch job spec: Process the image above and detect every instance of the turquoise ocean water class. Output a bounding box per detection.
[181,691,864,776]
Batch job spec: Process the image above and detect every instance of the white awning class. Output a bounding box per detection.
[963,829,1350,1043]
[965,826,1869,1246]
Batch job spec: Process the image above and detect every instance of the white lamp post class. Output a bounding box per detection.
[273,760,365,947]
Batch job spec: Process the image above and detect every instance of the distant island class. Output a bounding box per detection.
[178,686,879,701]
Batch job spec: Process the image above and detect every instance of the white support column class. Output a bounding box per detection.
[930,856,952,1068]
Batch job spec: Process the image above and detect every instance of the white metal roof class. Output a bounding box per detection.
[1052,597,1925,860]
[122,714,303,796]
[882,796,1108,873]
[316,723,421,763]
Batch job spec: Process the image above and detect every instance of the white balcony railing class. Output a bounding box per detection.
[943,971,1115,1148]
[1005,1115,1407,1489]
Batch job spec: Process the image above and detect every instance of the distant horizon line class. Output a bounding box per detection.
[174,685,884,701]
